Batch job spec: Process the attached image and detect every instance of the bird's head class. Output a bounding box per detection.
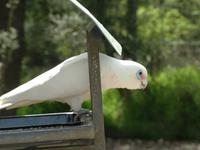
[121,60,148,90]
[135,66,148,89]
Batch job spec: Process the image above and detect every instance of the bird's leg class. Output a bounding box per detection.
[72,108,92,123]
[65,95,92,123]
[71,107,92,123]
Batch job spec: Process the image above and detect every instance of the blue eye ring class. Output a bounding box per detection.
[136,69,143,80]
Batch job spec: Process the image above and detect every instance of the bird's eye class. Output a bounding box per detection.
[136,70,143,80]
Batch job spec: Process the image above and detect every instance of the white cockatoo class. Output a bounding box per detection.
[0,0,148,112]
[0,53,148,111]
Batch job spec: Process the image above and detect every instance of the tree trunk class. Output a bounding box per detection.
[124,0,138,60]
[0,0,26,116]
[0,0,9,95]
[0,0,9,29]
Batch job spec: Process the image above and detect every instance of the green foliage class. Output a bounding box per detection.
[1,0,200,141]
[138,7,194,42]
[23,0,87,71]
[0,27,18,62]
[137,6,197,70]
[17,101,70,115]
[104,66,200,140]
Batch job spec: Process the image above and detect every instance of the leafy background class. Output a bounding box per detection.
[0,0,200,140]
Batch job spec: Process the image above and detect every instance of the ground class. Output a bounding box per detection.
[106,138,200,150]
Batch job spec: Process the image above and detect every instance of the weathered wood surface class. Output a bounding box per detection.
[0,123,94,149]
[87,24,106,150]
[41,145,94,150]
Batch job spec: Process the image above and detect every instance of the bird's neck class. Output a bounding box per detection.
[101,58,129,90]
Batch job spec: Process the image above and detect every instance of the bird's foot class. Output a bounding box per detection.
[78,108,92,116]
[73,108,92,123]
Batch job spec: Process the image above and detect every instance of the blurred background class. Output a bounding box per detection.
[0,0,200,149]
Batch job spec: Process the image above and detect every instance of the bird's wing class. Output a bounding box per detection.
[0,53,89,110]
[70,0,122,55]
[2,99,43,110]
[0,103,12,110]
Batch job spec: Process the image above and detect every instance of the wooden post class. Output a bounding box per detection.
[87,25,106,150]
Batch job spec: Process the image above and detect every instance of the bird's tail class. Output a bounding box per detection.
[0,98,12,110]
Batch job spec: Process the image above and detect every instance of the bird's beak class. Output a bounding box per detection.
[141,80,148,89]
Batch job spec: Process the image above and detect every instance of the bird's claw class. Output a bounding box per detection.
[73,109,92,123]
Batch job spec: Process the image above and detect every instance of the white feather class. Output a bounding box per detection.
[70,0,122,55]
[0,53,147,111]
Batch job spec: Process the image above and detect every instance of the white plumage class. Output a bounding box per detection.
[0,53,148,111]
